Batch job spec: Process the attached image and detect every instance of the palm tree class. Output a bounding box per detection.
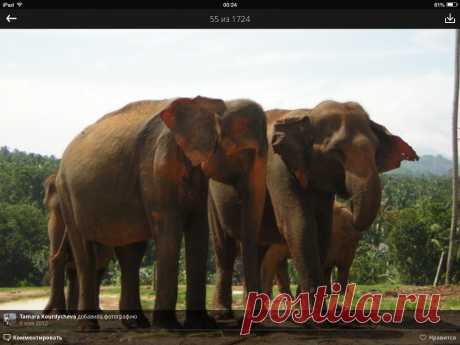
[446,29,460,285]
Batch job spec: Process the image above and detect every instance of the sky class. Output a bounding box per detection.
[0,29,456,158]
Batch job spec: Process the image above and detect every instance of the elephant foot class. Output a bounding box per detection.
[122,312,151,329]
[184,311,217,330]
[136,313,151,328]
[152,311,182,330]
[212,309,234,321]
[43,307,65,315]
[78,319,100,332]
[43,300,66,315]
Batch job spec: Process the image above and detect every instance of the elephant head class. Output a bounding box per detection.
[161,97,268,293]
[271,115,314,189]
[270,100,418,232]
[158,96,225,167]
[159,96,267,212]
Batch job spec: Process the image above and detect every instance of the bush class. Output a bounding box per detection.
[349,240,394,284]
[385,198,449,285]
[139,266,153,285]
[101,260,120,285]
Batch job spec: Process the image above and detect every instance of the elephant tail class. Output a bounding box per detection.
[54,172,89,272]
[49,228,69,263]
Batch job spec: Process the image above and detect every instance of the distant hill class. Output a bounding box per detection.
[387,154,453,177]
[0,146,453,178]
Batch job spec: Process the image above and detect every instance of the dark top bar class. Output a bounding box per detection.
[0,0,446,10]
[0,9,458,29]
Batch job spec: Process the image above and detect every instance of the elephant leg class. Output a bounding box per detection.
[73,239,99,331]
[57,197,99,330]
[268,164,323,299]
[208,189,237,320]
[43,254,67,313]
[57,186,100,330]
[66,260,100,312]
[276,258,292,296]
[96,267,106,311]
[323,265,333,295]
[152,213,183,329]
[115,241,150,329]
[261,243,288,297]
[43,214,67,314]
[211,235,237,320]
[68,265,105,312]
[285,203,322,295]
[337,266,350,294]
[183,214,216,329]
[66,267,78,312]
[244,244,268,301]
[95,267,106,311]
[315,192,334,286]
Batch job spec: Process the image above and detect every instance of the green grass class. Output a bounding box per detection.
[1,284,459,311]
[440,298,460,310]
[135,285,244,310]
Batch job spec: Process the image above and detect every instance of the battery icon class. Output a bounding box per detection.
[447,2,458,7]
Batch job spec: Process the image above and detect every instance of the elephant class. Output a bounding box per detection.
[209,100,418,317]
[321,202,361,293]
[42,174,113,315]
[262,201,362,296]
[55,96,267,331]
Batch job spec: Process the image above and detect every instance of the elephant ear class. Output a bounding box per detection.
[159,96,222,166]
[369,120,419,173]
[271,115,313,188]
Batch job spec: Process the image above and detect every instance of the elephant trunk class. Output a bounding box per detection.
[239,151,267,294]
[346,158,382,232]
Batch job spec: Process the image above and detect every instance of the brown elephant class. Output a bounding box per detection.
[262,201,362,296]
[322,202,361,293]
[42,174,113,314]
[55,97,267,330]
[209,100,418,318]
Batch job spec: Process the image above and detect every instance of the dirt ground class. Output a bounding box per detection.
[0,295,122,310]
[397,285,460,299]
[2,286,460,344]
[2,312,459,345]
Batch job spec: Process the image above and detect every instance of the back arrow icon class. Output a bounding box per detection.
[6,14,17,23]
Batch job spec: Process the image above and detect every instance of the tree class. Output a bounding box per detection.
[446,29,460,284]
[0,147,59,286]
[0,203,48,286]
